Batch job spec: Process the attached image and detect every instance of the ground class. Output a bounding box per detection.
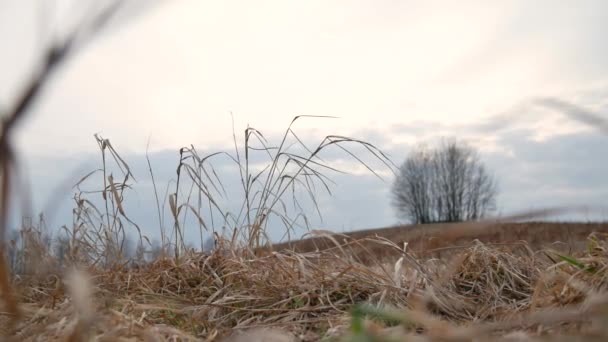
[3,221,608,341]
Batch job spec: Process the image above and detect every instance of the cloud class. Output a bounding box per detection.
[7,0,608,158]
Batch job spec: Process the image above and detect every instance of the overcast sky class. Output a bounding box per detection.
[1,1,608,246]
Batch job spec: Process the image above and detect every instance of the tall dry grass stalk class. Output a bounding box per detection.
[0,1,126,333]
[168,114,396,258]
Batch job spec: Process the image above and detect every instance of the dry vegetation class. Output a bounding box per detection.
[4,219,608,341]
[3,3,608,341]
[274,221,608,261]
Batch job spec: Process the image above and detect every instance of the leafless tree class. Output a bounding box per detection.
[392,139,498,224]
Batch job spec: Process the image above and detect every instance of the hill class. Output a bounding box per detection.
[272,221,608,261]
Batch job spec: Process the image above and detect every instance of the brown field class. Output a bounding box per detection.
[272,221,608,261]
[4,220,608,341]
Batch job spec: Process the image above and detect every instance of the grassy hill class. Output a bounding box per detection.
[272,221,608,261]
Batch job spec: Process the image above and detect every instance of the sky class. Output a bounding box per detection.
[1,1,608,247]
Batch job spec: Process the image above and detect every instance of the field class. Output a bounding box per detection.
[3,221,608,341]
[273,221,608,261]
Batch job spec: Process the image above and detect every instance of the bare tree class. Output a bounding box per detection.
[392,139,498,224]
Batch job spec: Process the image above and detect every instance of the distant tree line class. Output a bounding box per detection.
[392,139,498,224]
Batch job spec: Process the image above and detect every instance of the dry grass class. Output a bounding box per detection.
[4,227,608,341]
